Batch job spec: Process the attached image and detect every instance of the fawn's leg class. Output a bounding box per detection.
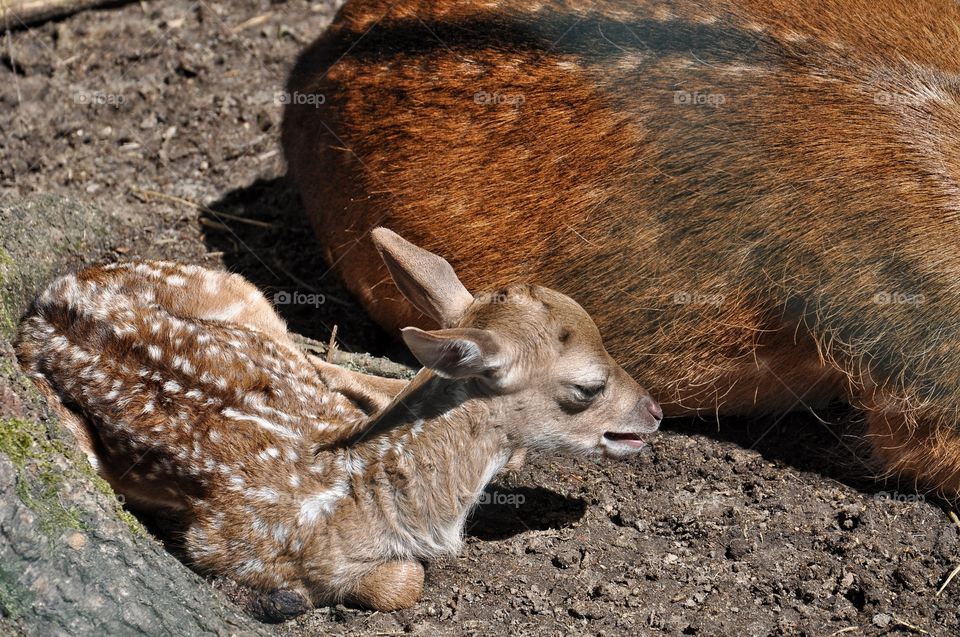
[30,376,189,510]
[28,375,100,470]
[306,355,408,414]
[345,560,425,611]
[501,447,527,475]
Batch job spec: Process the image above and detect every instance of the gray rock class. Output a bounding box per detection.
[0,196,266,636]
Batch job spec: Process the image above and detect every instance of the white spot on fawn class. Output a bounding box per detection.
[236,559,265,577]
[341,452,366,476]
[221,408,299,440]
[297,481,349,526]
[209,301,245,323]
[247,487,279,503]
[271,524,290,544]
[258,447,281,461]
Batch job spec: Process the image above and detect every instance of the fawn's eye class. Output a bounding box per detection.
[572,382,605,403]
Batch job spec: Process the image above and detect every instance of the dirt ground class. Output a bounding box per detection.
[2,1,959,635]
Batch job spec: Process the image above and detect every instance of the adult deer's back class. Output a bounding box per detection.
[283,0,960,495]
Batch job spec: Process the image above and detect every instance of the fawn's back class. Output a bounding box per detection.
[16,261,363,510]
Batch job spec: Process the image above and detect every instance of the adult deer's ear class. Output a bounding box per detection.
[371,227,474,328]
[401,327,501,378]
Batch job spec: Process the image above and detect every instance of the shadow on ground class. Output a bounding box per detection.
[205,176,406,361]
[466,486,588,541]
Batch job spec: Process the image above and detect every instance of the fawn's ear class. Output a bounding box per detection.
[371,227,474,328]
[401,327,501,378]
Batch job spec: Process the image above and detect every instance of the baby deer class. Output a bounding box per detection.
[15,229,660,612]
[283,0,960,498]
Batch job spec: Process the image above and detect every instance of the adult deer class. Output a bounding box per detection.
[283,0,960,496]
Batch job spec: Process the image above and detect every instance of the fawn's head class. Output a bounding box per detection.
[372,228,660,458]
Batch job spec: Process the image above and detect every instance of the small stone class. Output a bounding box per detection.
[552,546,581,569]
[725,538,752,560]
[873,613,892,628]
[66,532,86,550]
[839,572,855,590]
[568,601,605,620]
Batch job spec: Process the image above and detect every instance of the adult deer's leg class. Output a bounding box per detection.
[858,391,960,498]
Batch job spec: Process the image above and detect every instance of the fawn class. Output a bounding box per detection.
[15,229,660,611]
[283,0,960,497]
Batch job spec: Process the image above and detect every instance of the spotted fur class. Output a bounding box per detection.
[15,229,660,611]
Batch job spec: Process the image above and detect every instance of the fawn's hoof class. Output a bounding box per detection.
[249,588,311,623]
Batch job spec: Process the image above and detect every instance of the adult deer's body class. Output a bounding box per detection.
[283,0,960,495]
[15,230,659,611]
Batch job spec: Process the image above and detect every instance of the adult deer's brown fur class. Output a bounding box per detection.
[283,0,960,497]
[15,230,659,611]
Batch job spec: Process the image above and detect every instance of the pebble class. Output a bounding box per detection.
[66,531,86,550]
[873,613,892,628]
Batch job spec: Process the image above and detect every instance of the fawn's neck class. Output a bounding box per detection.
[354,370,515,556]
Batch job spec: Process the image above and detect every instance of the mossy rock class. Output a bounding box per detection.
[0,196,266,636]
[0,195,114,340]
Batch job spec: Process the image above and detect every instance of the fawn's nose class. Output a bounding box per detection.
[645,397,663,422]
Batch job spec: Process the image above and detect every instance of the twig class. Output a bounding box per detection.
[130,188,276,228]
[289,333,415,380]
[1,0,117,30]
[228,12,273,34]
[292,333,326,356]
[892,617,929,634]
[198,217,230,232]
[826,628,857,637]
[936,562,960,596]
[326,325,339,363]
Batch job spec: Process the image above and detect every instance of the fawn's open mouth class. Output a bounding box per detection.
[602,431,646,448]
